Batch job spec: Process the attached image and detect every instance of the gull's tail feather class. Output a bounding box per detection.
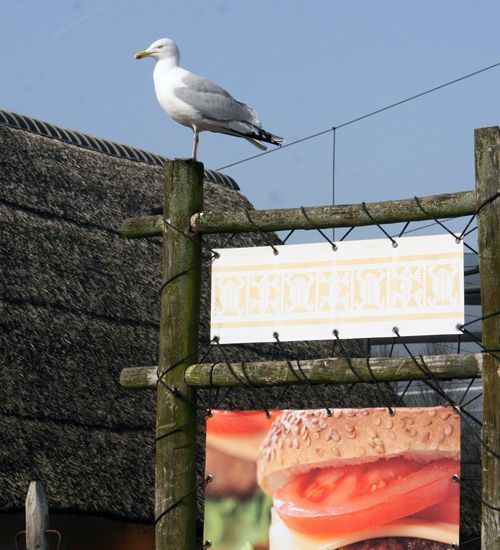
[214,121,285,148]
[245,137,268,151]
[255,128,285,147]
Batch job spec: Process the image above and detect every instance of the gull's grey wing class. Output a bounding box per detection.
[175,73,261,127]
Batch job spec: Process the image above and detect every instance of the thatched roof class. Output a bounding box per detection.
[0,110,478,541]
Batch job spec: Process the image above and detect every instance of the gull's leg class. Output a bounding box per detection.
[192,125,199,160]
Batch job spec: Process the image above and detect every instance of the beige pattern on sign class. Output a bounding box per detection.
[214,263,461,317]
[211,236,464,343]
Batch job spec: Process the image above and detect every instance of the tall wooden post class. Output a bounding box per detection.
[474,126,500,550]
[26,481,48,550]
[156,159,203,549]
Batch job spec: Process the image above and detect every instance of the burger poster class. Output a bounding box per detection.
[204,407,460,549]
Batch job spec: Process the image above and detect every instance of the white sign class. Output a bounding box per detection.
[210,235,464,344]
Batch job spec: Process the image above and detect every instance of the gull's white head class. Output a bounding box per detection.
[134,38,180,63]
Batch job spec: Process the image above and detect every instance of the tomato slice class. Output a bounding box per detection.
[207,410,276,436]
[275,458,459,537]
[413,481,460,524]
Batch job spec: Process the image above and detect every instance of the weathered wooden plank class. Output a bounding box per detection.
[121,214,164,239]
[120,190,476,238]
[120,365,158,389]
[26,481,48,550]
[155,159,203,550]
[474,126,500,550]
[120,353,482,390]
[191,190,476,234]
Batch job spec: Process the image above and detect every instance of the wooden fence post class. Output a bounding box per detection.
[155,159,203,550]
[25,481,48,550]
[474,126,500,549]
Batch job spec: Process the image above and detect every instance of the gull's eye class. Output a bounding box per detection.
[157,45,164,49]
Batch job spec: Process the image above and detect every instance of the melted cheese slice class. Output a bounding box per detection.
[269,508,459,549]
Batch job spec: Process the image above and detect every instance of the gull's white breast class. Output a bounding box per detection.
[153,66,199,128]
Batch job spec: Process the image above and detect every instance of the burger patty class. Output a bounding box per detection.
[205,444,257,498]
[341,538,451,549]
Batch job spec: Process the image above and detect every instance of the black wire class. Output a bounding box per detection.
[389,338,396,357]
[199,343,216,364]
[155,419,196,443]
[157,339,216,384]
[362,202,398,247]
[476,190,500,215]
[398,221,411,238]
[273,334,332,415]
[394,331,500,459]
[459,377,476,406]
[215,341,271,416]
[461,391,483,409]
[216,60,500,171]
[340,226,355,241]
[273,335,309,385]
[156,229,236,397]
[157,377,180,397]
[160,254,216,294]
[413,196,461,241]
[214,340,246,386]
[461,308,500,328]
[330,337,337,357]
[155,475,212,525]
[335,383,357,409]
[394,380,413,408]
[270,335,309,411]
[391,217,454,238]
[482,498,500,513]
[206,360,220,414]
[156,219,219,397]
[207,232,237,254]
[332,127,337,242]
[163,217,219,256]
[217,127,333,170]
[281,229,295,244]
[413,196,478,255]
[462,225,478,238]
[332,330,366,384]
[457,324,500,362]
[393,330,469,413]
[300,206,337,249]
[213,386,234,409]
[367,356,395,415]
[458,215,476,241]
[244,209,279,255]
[159,222,237,296]
[269,384,291,412]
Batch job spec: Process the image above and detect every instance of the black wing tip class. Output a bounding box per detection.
[258,129,285,146]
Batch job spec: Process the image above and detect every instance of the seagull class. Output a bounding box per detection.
[135,38,284,160]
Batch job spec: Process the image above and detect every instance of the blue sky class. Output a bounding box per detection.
[2,1,499,239]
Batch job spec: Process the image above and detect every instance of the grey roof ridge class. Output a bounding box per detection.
[0,108,239,190]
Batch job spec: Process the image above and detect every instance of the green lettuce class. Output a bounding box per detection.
[204,489,272,549]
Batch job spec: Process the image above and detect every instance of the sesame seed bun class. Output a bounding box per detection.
[257,406,460,496]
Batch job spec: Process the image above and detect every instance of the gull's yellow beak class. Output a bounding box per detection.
[134,50,152,60]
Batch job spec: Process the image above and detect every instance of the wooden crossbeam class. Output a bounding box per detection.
[120,353,482,390]
[120,190,475,238]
